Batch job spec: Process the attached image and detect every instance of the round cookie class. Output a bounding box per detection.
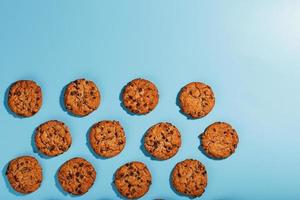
[144,122,181,160]
[179,82,215,119]
[114,161,152,199]
[201,122,239,159]
[8,80,42,117]
[64,79,100,117]
[6,156,43,194]
[122,78,159,114]
[171,159,207,198]
[89,120,126,158]
[35,120,72,157]
[57,157,96,195]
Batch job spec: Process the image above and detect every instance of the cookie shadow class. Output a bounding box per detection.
[85,126,109,160]
[31,128,52,160]
[110,170,128,200]
[175,89,197,120]
[54,168,81,197]
[2,161,25,196]
[118,84,139,116]
[3,83,23,119]
[54,168,68,196]
[59,84,82,118]
[140,130,158,161]
[198,134,224,161]
[169,170,199,200]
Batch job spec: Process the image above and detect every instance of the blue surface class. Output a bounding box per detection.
[1,1,300,199]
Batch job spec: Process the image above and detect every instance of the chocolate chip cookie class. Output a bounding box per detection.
[144,122,181,160]
[171,159,207,198]
[34,120,72,157]
[201,122,239,159]
[64,79,100,117]
[57,157,96,195]
[114,161,152,199]
[6,156,43,194]
[122,78,159,114]
[89,120,126,158]
[8,80,42,117]
[179,82,215,119]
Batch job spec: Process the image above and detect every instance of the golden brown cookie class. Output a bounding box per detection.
[122,78,159,114]
[179,82,215,119]
[114,161,152,199]
[144,122,181,160]
[34,120,72,157]
[171,159,207,198]
[89,120,126,158]
[6,156,43,194]
[201,122,239,159]
[8,80,42,117]
[57,157,96,195]
[64,79,100,117]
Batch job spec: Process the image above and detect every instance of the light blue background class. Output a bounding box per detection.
[0,1,300,199]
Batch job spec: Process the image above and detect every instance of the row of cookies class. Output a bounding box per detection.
[6,155,207,198]
[7,78,215,118]
[32,119,238,160]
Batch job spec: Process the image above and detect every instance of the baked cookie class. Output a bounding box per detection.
[114,161,152,199]
[57,157,96,195]
[35,120,72,157]
[179,82,215,119]
[64,79,100,117]
[201,122,239,159]
[89,120,126,158]
[171,159,207,198]
[144,122,181,160]
[122,78,159,114]
[6,156,43,194]
[8,80,42,117]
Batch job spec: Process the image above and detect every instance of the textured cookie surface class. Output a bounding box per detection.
[35,120,72,157]
[201,122,239,159]
[144,122,181,160]
[58,157,96,195]
[6,156,43,194]
[122,78,159,114]
[171,159,207,198]
[89,120,126,158]
[8,80,42,117]
[179,82,215,118]
[114,161,152,199]
[64,79,100,116]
